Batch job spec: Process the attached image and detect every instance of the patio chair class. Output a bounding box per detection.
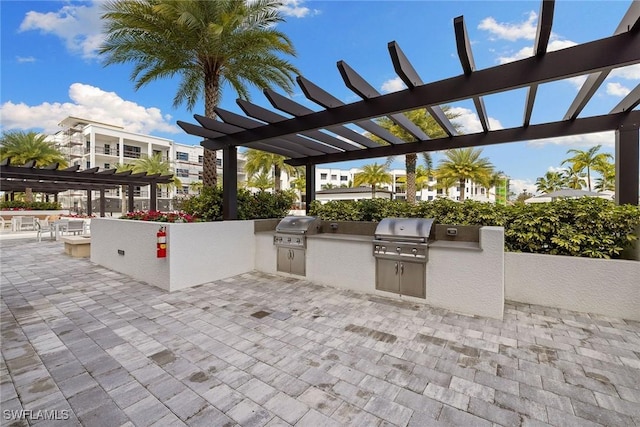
[66,220,85,236]
[35,219,54,242]
[0,217,9,230]
[20,216,36,231]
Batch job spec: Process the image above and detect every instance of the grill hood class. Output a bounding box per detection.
[374,218,435,242]
[275,216,321,235]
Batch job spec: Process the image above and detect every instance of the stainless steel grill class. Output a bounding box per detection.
[273,216,321,248]
[373,218,435,298]
[273,216,320,276]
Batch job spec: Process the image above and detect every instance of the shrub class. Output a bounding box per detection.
[311,197,640,259]
[180,187,294,221]
[120,211,198,223]
[0,201,62,210]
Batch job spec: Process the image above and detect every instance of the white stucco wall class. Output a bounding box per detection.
[505,252,640,321]
[427,227,505,320]
[307,236,375,294]
[91,219,255,291]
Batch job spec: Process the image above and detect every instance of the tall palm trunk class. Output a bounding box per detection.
[371,185,376,198]
[274,165,281,191]
[202,72,220,189]
[406,153,417,204]
[459,178,466,201]
[586,167,592,191]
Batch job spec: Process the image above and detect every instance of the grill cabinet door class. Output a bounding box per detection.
[289,248,306,276]
[277,247,290,273]
[375,259,400,293]
[399,261,426,298]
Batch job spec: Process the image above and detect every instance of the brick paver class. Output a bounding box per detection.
[1,238,639,426]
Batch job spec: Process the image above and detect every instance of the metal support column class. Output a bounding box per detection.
[150,182,157,212]
[222,146,238,220]
[128,184,135,213]
[615,124,639,205]
[305,164,316,214]
[86,190,92,215]
[99,189,106,217]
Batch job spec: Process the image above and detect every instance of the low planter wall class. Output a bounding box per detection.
[505,252,640,321]
[90,218,255,292]
[0,210,70,220]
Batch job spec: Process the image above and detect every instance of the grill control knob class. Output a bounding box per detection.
[296,238,301,244]
[381,246,386,252]
[412,248,418,255]
[287,237,291,242]
[396,247,401,253]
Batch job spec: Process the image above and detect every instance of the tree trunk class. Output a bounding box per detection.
[406,153,417,204]
[459,178,466,201]
[372,185,376,198]
[586,167,591,191]
[202,71,220,189]
[274,165,281,191]
[120,185,127,215]
[25,188,33,203]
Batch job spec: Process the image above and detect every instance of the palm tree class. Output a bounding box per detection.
[562,165,586,190]
[133,153,181,191]
[435,148,494,201]
[290,173,306,209]
[593,161,615,192]
[244,149,296,191]
[321,183,338,190]
[434,175,457,197]
[354,163,393,198]
[100,0,299,189]
[372,108,460,204]
[247,171,274,191]
[535,171,568,194]
[480,170,506,200]
[0,130,68,202]
[561,145,613,191]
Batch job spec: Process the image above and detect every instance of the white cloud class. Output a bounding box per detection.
[610,64,640,80]
[447,106,503,134]
[279,0,319,18]
[380,77,406,94]
[508,178,536,196]
[19,3,104,59]
[0,83,179,136]
[606,82,631,97]
[526,131,616,148]
[16,56,36,63]
[478,11,537,41]
[497,39,577,64]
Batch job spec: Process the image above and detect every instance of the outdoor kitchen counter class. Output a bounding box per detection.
[254,226,505,319]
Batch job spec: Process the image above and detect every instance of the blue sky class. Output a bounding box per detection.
[1,0,638,195]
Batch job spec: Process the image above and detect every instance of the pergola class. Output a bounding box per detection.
[0,158,173,216]
[180,0,640,220]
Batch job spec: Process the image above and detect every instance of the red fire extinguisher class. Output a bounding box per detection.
[157,226,167,258]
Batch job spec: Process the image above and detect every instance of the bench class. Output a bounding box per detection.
[61,236,91,258]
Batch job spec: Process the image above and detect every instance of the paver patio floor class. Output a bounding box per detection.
[1,239,639,426]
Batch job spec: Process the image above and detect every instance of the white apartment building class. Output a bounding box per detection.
[279,166,507,203]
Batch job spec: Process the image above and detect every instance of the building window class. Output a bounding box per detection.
[176,151,189,161]
[340,176,348,181]
[123,145,141,159]
[181,186,189,194]
[216,158,222,167]
[320,173,327,180]
[198,155,203,164]
[331,174,337,180]
[176,168,189,178]
[428,196,433,201]
[437,188,443,195]
[104,144,110,155]
[86,161,91,169]
[104,163,110,169]
[198,172,203,180]
[481,188,485,194]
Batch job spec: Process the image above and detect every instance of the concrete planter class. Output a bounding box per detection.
[0,209,70,219]
[90,218,255,292]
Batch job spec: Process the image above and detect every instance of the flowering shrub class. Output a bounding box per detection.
[0,201,62,210]
[120,210,198,223]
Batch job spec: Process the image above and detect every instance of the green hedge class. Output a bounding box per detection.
[310,198,640,259]
[179,187,294,221]
[0,201,62,210]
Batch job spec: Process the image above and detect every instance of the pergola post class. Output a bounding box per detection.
[305,164,316,214]
[128,184,135,213]
[222,146,238,220]
[150,182,157,211]
[615,124,639,205]
[86,190,92,215]
[99,189,106,217]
